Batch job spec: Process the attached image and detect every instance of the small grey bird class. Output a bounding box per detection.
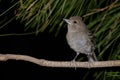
[64,16,97,62]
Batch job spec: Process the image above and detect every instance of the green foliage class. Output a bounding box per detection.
[0,0,120,79]
[16,0,98,35]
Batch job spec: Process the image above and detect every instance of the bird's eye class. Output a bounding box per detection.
[73,21,77,23]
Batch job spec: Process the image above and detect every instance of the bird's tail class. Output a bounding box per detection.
[87,52,97,62]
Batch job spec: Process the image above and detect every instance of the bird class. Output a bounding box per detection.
[64,16,97,62]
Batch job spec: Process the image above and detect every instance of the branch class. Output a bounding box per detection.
[0,54,120,68]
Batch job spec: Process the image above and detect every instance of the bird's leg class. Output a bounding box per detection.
[87,53,94,68]
[72,52,79,61]
[87,53,96,62]
[71,52,79,70]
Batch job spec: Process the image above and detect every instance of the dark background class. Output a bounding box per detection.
[0,16,97,80]
[0,13,92,80]
[0,1,89,79]
[0,0,120,80]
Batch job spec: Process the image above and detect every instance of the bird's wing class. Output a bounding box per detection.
[87,31,96,47]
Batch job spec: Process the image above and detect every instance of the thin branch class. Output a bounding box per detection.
[83,3,120,17]
[0,31,35,36]
[0,54,120,68]
[26,0,38,11]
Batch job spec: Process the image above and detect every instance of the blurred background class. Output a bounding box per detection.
[0,0,120,80]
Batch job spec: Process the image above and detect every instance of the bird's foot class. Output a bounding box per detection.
[71,59,77,70]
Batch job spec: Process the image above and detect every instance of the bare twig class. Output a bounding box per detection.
[0,54,120,68]
[83,2,120,17]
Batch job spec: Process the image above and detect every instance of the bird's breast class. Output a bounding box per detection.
[66,32,93,53]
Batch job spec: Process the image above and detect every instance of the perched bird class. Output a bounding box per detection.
[64,16,97,62]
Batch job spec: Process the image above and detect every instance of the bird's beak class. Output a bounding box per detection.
[63,19,71,25]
